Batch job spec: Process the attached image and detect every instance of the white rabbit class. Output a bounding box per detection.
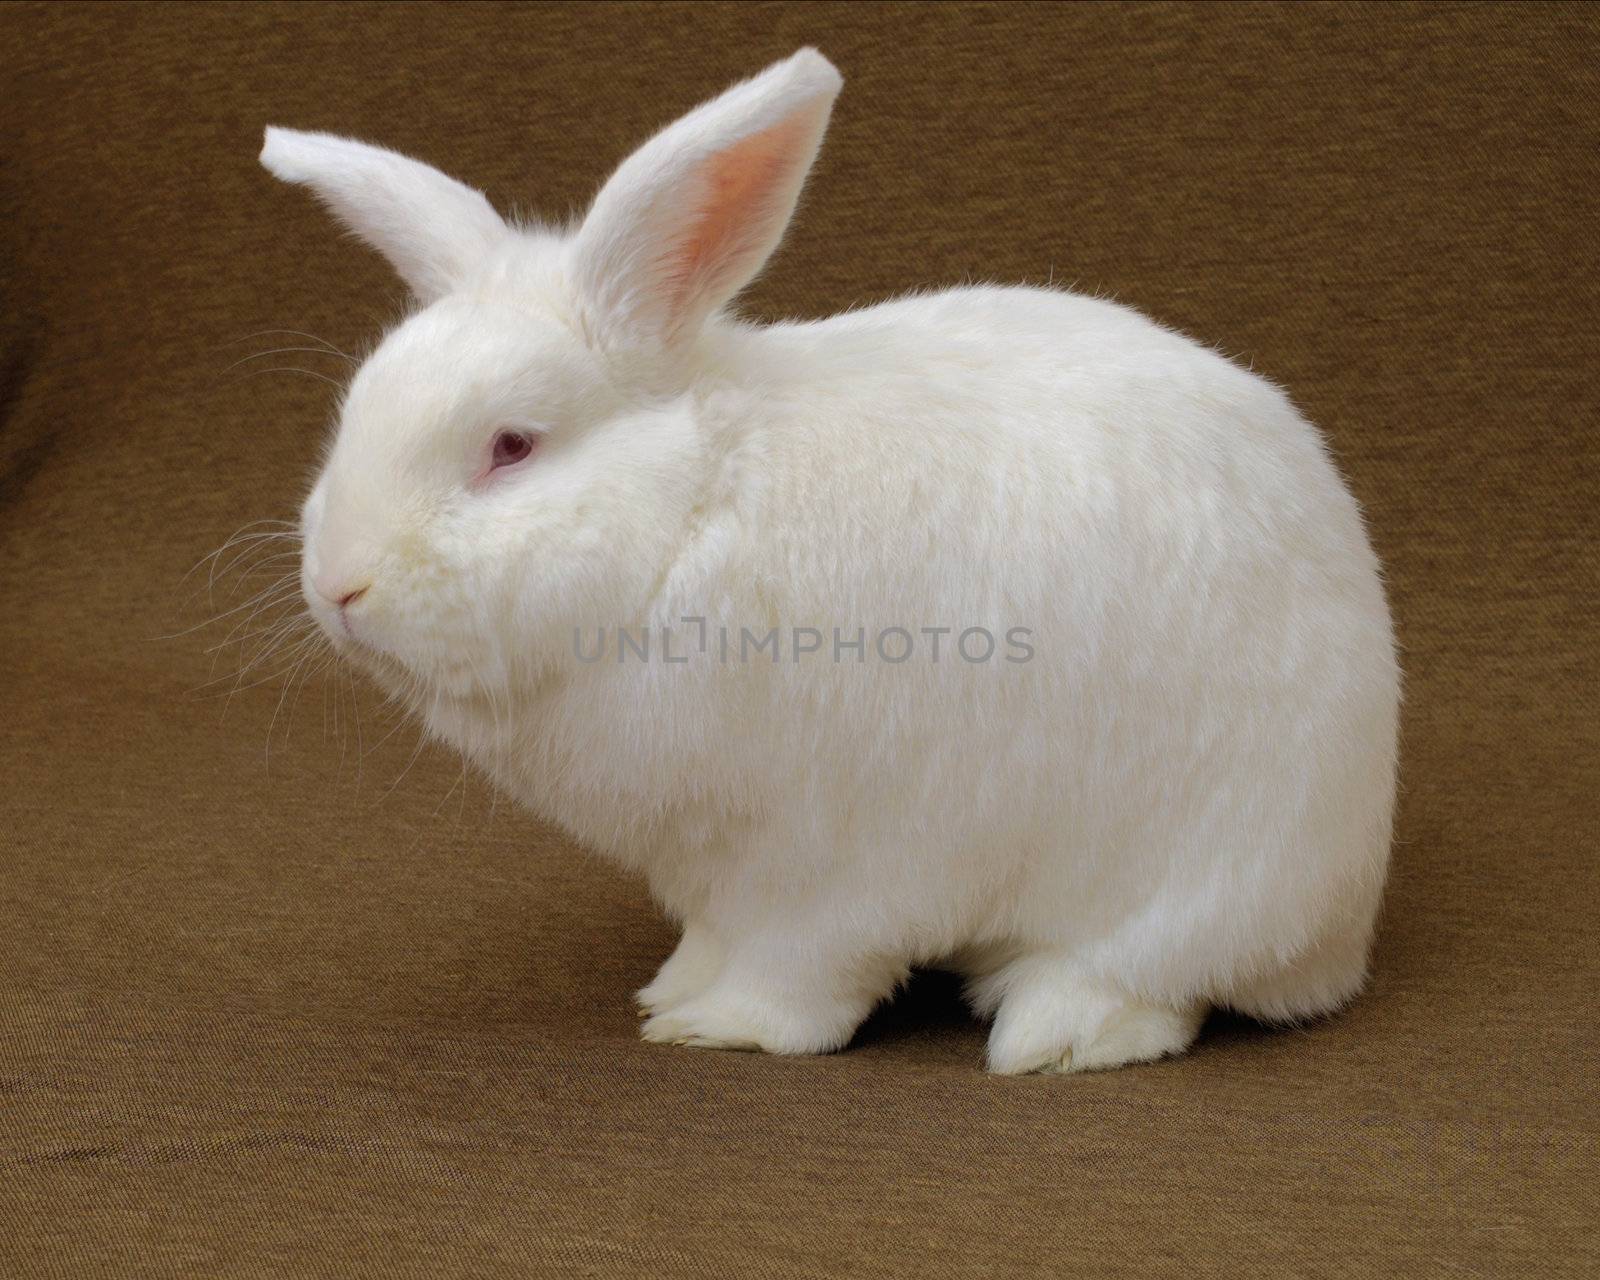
[260,48,1398,1073]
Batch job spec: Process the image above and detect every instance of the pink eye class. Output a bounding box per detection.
[490,429,536,470]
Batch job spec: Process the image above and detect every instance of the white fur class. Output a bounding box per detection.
[263,48,1399,1073]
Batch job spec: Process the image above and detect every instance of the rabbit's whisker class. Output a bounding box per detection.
[225,329,356,361]
[224,366,348,393]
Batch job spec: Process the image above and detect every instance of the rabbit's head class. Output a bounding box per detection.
[260,49,841,698]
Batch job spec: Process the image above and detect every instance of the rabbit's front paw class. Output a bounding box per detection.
[636,924,723,1018]
[639,985,860,1057]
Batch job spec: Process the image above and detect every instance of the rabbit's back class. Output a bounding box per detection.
[642,284,1400,1002]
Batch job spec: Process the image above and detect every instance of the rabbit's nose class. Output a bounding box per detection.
[313,574,370,610]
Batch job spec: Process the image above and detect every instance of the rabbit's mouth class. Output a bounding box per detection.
[336,630,496,706]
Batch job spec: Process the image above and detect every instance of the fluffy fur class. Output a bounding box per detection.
[261,48,1399,1073]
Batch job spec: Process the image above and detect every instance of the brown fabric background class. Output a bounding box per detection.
[2,2,1596,1275]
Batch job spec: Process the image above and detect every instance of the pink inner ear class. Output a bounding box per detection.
[662,110,818,326]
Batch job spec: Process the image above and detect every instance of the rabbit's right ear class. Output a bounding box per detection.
[261,129,509,304]
[568,49,842,350]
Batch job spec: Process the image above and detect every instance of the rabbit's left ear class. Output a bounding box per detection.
[260,128,509,303]
[569,48,842,348]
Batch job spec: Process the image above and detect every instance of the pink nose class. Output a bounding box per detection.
[313,576,370,610]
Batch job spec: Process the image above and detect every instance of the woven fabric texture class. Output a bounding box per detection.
[2,3,1595,1275]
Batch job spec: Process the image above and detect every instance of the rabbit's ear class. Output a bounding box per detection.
[261,128,508,304]
[569,48,842,347]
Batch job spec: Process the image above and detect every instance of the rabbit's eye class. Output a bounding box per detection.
[490,430,536,470]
